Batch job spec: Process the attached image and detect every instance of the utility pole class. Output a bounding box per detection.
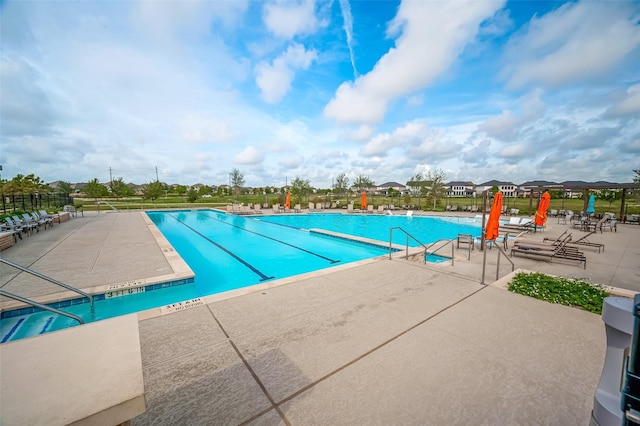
[109,167,113,186]
[155,166,159,182]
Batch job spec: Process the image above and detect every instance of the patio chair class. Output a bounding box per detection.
[27,212,47,231]
[294,204,301,213]
[2,218,23,242]
[603,218,617,232]
[12,215,35,236]
[347,203,354,213]
[272,204,280,214]
[565,231,605,253]
[511,239,586,269]
[541,230,571,246]
[558,212,573,225]
[38,210,54,228]
[367,205,374,213]
[308,202,315,211]
[376,206,385,214]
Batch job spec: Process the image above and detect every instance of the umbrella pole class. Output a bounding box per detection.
[480,190,488,285]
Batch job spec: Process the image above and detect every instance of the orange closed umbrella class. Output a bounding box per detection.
[361,192,367,209]
[485,192,503,241]
[534,192,551,227]
[285,192,291,209]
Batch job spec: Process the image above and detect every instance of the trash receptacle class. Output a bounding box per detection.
[592,297,634,426]
[621,294,640,425]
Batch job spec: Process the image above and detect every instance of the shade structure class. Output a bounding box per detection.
[285,192,291,209]
[534,192,551,227]
[485,192,503,241]
[586,194,595,215]
[361,192,367,209]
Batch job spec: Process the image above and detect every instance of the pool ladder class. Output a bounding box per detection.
[0,258,93,325]
[388,227,455,266]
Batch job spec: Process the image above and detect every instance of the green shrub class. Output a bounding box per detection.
[508,272,609,314]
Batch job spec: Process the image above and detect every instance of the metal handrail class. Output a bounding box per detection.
[96,200,118,211]
[0,258,94,307]
[480,241,515,285]
[0,289,84,325]
[424,238,455,266]
[389,227,428,263]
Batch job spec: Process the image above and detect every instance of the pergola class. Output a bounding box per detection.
[526,182,640,219]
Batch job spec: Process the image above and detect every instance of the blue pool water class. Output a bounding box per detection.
[258,213,482,247]
[1,210,392,342]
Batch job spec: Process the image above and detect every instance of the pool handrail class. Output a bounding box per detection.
[480,243,515,285]
[0,258,94,307]
[424,238,455,266]
[0,289,84,325]
[389,226,427,262]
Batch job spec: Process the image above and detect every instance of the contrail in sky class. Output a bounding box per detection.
[338,0,357,79]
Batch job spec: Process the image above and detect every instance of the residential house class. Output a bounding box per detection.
[446,181,475,197]
[375,182,408,195]
[475,180,517,198]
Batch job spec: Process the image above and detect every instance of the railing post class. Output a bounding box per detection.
[496,249,501,281]
[389,228,393,260]
[405,235,409,259]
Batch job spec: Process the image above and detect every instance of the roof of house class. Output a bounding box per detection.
[377,181,406,188]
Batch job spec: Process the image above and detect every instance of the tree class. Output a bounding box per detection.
[58,181,73,194]
[352,174,374,192]
[84,178,109,200]
[406,173,424,209]
[3,173,45,193]
[110,177,133,200]
[186,188,198,202]
[333,173,349,195]
[634,169,640,184]
[175,185,187,197]
[596,189,619,207]
[230,168,245,198]
[198,185,212,197]
[424,169,447,210]
[290,176,311,204]
[142,181,165,202]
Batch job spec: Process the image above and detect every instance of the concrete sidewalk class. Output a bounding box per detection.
[2,210,639,424]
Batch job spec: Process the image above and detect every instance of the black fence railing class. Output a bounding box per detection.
[1,193,73,214]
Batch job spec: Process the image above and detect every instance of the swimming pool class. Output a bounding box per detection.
[0,210,391,342]
[258,213,482,247]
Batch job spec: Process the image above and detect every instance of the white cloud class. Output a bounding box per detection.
[281,155,305,168]
[361,120,429,157]
[349,125,375,141]
[503,2,640,89]
[478,90,545,138]
[338,0,357,78]
[255,43,317,103]
[132,0,248,40]
[324,0,505,125]
[263,0,322,39]
[235,146,264,164]
[604,84,640,118]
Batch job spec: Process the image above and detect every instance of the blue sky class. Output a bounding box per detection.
[1,0,639,188]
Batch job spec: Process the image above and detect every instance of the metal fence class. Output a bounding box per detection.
[1,193,73,214]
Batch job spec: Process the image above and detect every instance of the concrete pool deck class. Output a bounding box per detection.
[1,209,639,424]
